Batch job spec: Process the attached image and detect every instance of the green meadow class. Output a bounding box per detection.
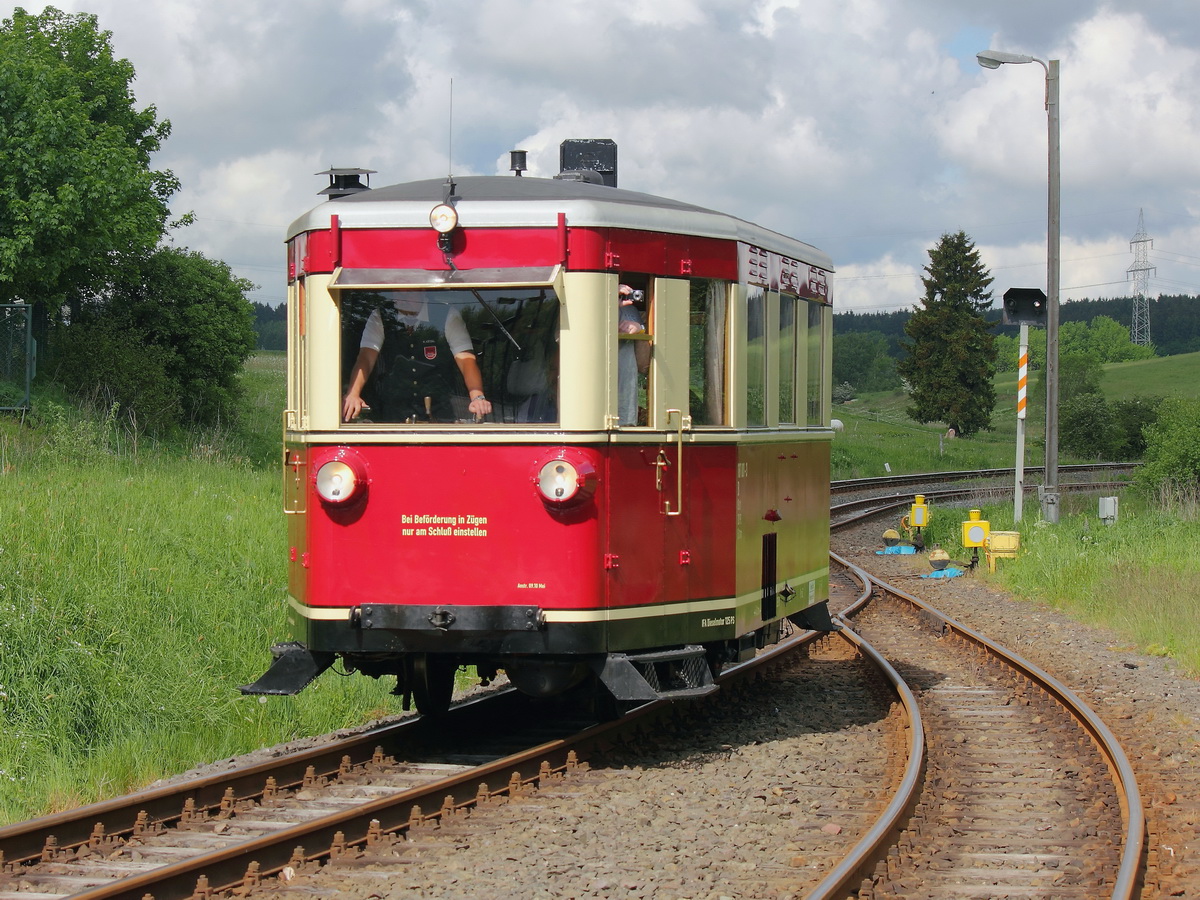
[0,349,1197,822]
[833,350,1200,478]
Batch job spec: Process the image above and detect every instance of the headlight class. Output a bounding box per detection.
[538,460,579,501]
[314,449,369,505]
[429,203,459,233]
[533,451,598,509]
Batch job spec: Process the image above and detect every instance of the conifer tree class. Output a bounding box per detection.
[897,231,997,435]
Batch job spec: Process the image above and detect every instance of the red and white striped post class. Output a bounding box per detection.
[1015,324,1029,522]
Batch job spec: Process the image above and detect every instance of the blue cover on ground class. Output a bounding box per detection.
[876,545,916,555]
[922,567,964,579]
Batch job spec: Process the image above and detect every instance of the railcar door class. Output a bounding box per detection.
[649,279,694,624]
[603,277,699,648]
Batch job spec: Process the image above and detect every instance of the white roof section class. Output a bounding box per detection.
[287,176,833,272]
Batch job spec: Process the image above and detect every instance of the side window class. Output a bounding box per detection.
[617,277,652,426]
[288,277,306,427]
[778,294,797,425]
[688,279,727,426]
[806,300,826,426]
[746,286,766,427]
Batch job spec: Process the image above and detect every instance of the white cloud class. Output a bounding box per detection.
[941,10,1200,192]
[11,0,1198,310]
[835,255,924,313]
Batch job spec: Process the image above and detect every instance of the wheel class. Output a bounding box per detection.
[704,642,728,678]
[410,654,457,717]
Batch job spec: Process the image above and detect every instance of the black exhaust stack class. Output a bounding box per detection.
[317,166,376,198]
[556,139,617,187]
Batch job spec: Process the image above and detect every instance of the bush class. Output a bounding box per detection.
[1060,393,1119,459]
[1111,395,1160,460]
[1057,352,1104,405]
[45,247,256,435]
[49,320,181,435]
[1060,393,1161,462]
[1137,395,1200,497]
[832,381,856,404]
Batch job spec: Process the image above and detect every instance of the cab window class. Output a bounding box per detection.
[340,287,559,425]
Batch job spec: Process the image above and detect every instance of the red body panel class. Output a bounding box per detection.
[603,443,739,609]
[296,444,605,612]
[289,442,751,621]
[301,226,740,281]
[288,440,828,632]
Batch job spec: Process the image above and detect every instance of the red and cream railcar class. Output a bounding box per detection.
[243,156,836,715]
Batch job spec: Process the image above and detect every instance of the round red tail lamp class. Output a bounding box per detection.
[314,448,369,505]
[533,450,597,509]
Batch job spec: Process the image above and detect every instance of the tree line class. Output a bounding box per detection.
[835,229,1200,492]
[252,302,287,352]
[835,293,1200,390]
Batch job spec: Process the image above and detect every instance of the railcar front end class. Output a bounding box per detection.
[243,161,836,715]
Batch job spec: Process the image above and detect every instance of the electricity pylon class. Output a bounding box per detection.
[1127,209,1155,347]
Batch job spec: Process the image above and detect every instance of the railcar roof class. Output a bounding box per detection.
[287,175,833,271]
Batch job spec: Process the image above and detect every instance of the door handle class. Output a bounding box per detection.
[663,408,690,517]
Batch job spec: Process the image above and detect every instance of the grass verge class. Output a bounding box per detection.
[0,359,397,823]
[906,490,1200,678]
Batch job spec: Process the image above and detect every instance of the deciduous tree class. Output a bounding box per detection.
[0,7,176,310]
[1137,396,1200,496]
[833,330,900,393]
[3,8,258,434]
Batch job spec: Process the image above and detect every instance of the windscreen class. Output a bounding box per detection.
[340,287,559,425]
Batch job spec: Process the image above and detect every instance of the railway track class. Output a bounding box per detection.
[831,462,1135,499]
[808,556,1143,898]
[254,621,910,899]
[0,469,1145,899]
[830,463,1135,528]
[810,480,1145,898]
[1,615,883,900]
[0,693,600,900]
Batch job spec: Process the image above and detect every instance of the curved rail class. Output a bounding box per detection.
[823,541,1145,899]
[865,573,1144,899]
[804,555,925,899]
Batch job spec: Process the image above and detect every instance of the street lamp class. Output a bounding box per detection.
[977,48,1061,524]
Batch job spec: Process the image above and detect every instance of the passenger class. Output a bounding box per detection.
[617,283,646,425]
[342,293,492,423]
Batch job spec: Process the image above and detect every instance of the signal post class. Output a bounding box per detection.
[1003,288,1047,523]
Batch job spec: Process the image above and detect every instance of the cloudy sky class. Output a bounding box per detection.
[15,0,1200,312]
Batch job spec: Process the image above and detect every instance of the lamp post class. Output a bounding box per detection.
[977,49,1061,523]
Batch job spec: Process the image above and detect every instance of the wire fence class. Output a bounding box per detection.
[1,304,34,411]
